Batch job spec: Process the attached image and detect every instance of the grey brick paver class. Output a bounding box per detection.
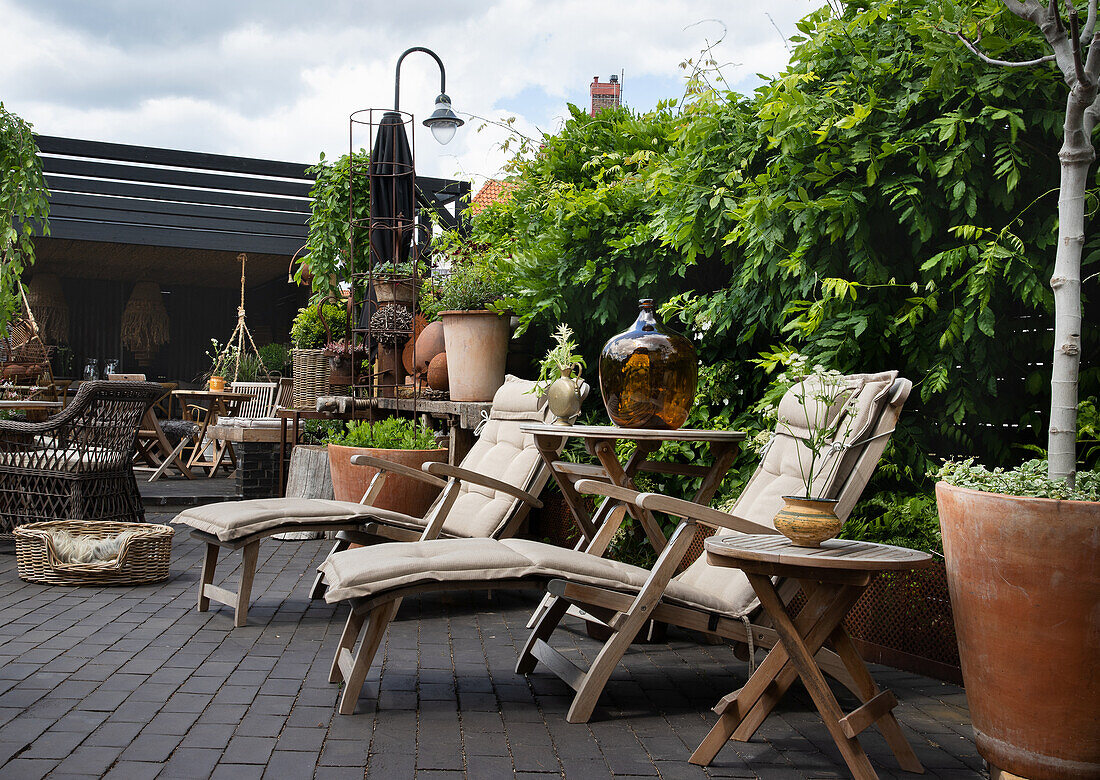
[0,519,981,779]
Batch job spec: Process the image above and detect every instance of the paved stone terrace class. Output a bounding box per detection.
[0,513,983,779]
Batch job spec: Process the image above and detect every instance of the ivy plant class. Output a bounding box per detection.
[296,150,370,304]
[0,103,50,335]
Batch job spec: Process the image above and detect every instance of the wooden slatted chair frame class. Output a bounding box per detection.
[177,377,586,627]
[320,374,910,721]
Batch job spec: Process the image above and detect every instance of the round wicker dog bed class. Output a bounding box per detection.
[14,520,174,586]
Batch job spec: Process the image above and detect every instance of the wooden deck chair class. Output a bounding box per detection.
[173,376,587,626]
[317,372,910,720]
[202,381,279,476]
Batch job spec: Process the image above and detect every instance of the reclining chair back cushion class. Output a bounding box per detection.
[435,376,554,539]
[672,370,901,616]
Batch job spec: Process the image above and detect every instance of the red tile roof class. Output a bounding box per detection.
[471,179,518,215]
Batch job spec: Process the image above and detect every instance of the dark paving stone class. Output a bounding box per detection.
[0,521,980,779]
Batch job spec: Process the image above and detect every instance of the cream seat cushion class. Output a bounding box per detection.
[319,537,758,619]
[175,498,383,542]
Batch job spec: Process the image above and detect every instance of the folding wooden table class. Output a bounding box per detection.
[174,390,254,477]
[693,533,931,778]
[519,424,745,548]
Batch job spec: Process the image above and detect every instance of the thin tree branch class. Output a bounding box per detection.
[1085,31,1100,79]
[1070,5,1090,85]
[950,29,1056,66]
[1081,0,1097,42]
[1051,0,1065,33]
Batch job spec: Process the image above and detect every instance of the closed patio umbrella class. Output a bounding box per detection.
[359,111,416,330]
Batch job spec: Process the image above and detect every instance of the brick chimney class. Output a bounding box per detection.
[590,74,622,115]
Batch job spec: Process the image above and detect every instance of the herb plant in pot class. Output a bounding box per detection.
[760,363,858,547]
[935,460,1099,780]
[534,323,586,426]
[436,241,511,402]
[324,417,447,517]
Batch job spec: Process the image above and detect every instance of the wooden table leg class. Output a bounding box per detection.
[535,434,596,541]
[690,579,854,765]
[593,439,666,552]
[829,624,924,773]
[745,574,878,779]
[278,415,289,497]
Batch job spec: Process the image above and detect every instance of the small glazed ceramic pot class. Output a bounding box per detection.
[773,496,842,547]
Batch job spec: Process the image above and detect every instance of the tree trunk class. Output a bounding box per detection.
[1048,88,1094,486]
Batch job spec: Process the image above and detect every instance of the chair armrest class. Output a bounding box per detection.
[636,492,777,535]
[349,453,448,489]
[423,462,543,508]
[573,478,642,506]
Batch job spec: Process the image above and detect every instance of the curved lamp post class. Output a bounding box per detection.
[393,46,464,145]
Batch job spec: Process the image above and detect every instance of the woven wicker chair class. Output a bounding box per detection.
[0,380,163,535]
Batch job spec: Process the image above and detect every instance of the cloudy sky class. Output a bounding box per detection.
[1,0,822,189]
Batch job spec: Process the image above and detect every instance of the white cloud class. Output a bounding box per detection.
[1,0,821,189]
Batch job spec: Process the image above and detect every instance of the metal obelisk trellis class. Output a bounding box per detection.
[348,108,426,404]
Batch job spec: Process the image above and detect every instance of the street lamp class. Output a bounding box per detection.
[393,46,464,145]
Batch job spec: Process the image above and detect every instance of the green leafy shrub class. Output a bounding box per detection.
[290,303,348,350]
[839,492,943,553]
[936,458,1100,501]
[324,416,438,450]
[1,103,50,335]
[299,419,345,446]
[433,236,511,312]
[257,342,290,373]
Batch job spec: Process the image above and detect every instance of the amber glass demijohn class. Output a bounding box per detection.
[598,299,698,429]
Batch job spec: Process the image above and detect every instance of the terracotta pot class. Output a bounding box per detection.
[410,320,445,374]
[328,443,447,517]
[427,352,449,391]
[773,496,842,547]
[207,376,225,392]
[440,310,510,402]
[936,482,1100,779]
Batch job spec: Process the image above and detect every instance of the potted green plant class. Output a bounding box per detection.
[935,459,1099,779]
[324,417,447,518]
[289,302,347,408]
[534,323,586,425]
[756,358,858,547]
[204,338,235,391]
[372,259,425,308]
[435,237,511,402]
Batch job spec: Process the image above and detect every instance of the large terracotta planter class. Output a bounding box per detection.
[936,482,1100,779]
[328,444,446,517]
[440,310,509,401]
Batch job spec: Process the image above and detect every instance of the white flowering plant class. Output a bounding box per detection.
[753,350,857,499]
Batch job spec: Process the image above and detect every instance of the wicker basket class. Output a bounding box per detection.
[14,520,174,586]
[292,348,329,410]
